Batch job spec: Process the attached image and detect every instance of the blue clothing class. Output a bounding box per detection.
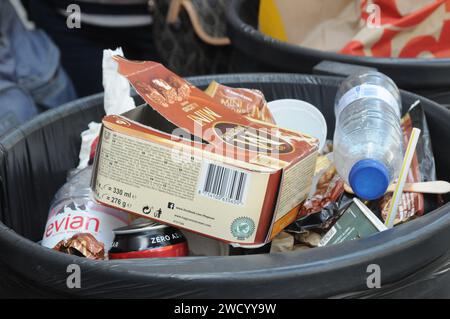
[28,0,159,97]
[0,0,76,136]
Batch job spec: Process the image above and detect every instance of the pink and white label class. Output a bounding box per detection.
[42,200,129,251]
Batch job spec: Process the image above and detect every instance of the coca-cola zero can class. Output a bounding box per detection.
[109,221,188,259]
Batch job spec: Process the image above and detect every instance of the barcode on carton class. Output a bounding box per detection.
[198,163,249,205]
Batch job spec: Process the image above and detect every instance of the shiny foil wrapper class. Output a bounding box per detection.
[134,76,192,108]
[53,233,106,260]
[205,81,276,124]
[298,163,345,218]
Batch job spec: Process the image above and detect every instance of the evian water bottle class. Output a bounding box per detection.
[333,71,403,200]
[41,166,130,258]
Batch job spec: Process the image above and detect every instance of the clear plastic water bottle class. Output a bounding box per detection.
[41,166,130,257]
[333,71,404,200]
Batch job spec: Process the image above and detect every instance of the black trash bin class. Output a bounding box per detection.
[226,0,450,107]
[1,74,450,298]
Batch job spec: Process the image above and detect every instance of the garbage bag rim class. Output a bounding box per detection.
[0,201,449,279]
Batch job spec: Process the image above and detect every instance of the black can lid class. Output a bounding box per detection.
[113,221,168,235]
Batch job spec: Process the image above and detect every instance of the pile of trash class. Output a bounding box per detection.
[40,49,446,259]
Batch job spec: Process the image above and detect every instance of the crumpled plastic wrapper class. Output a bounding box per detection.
[102,48,136,116]
[298,145,344,222]
[285,153,353,235]
[77,48,136,170]
[77,122,101,169]
[294,231,322,247]
[270,231,295,253]
[298,153,345,219]
[205,81,275,124]
[53,233,106,260]
[378,102,441,225]
[270,230,323,253]
[299,168,345,218]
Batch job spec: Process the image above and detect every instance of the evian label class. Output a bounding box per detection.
[41,200,129,251]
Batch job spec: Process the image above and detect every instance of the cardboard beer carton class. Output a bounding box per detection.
[91,57,319,245]
[319,198,387,247]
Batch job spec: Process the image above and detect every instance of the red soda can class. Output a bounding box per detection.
[109,221,188,259]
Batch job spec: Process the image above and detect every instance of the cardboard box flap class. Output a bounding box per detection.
[101,114,289,173]
[114,56,319,166]
[120,103,205,144]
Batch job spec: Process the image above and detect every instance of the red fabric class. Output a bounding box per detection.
[341,0,450,58]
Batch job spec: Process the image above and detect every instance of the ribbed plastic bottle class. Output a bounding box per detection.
[333,71,403,200]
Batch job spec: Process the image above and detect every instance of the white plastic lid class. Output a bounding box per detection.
[267,99,327,151]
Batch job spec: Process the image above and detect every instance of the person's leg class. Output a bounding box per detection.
[28,0,160,97]
[28,1,106,96]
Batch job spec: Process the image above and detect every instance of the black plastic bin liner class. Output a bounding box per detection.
[227,0,450,106]
[1,74,450,298]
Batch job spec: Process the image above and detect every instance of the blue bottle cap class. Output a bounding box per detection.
[349,159,390,200]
